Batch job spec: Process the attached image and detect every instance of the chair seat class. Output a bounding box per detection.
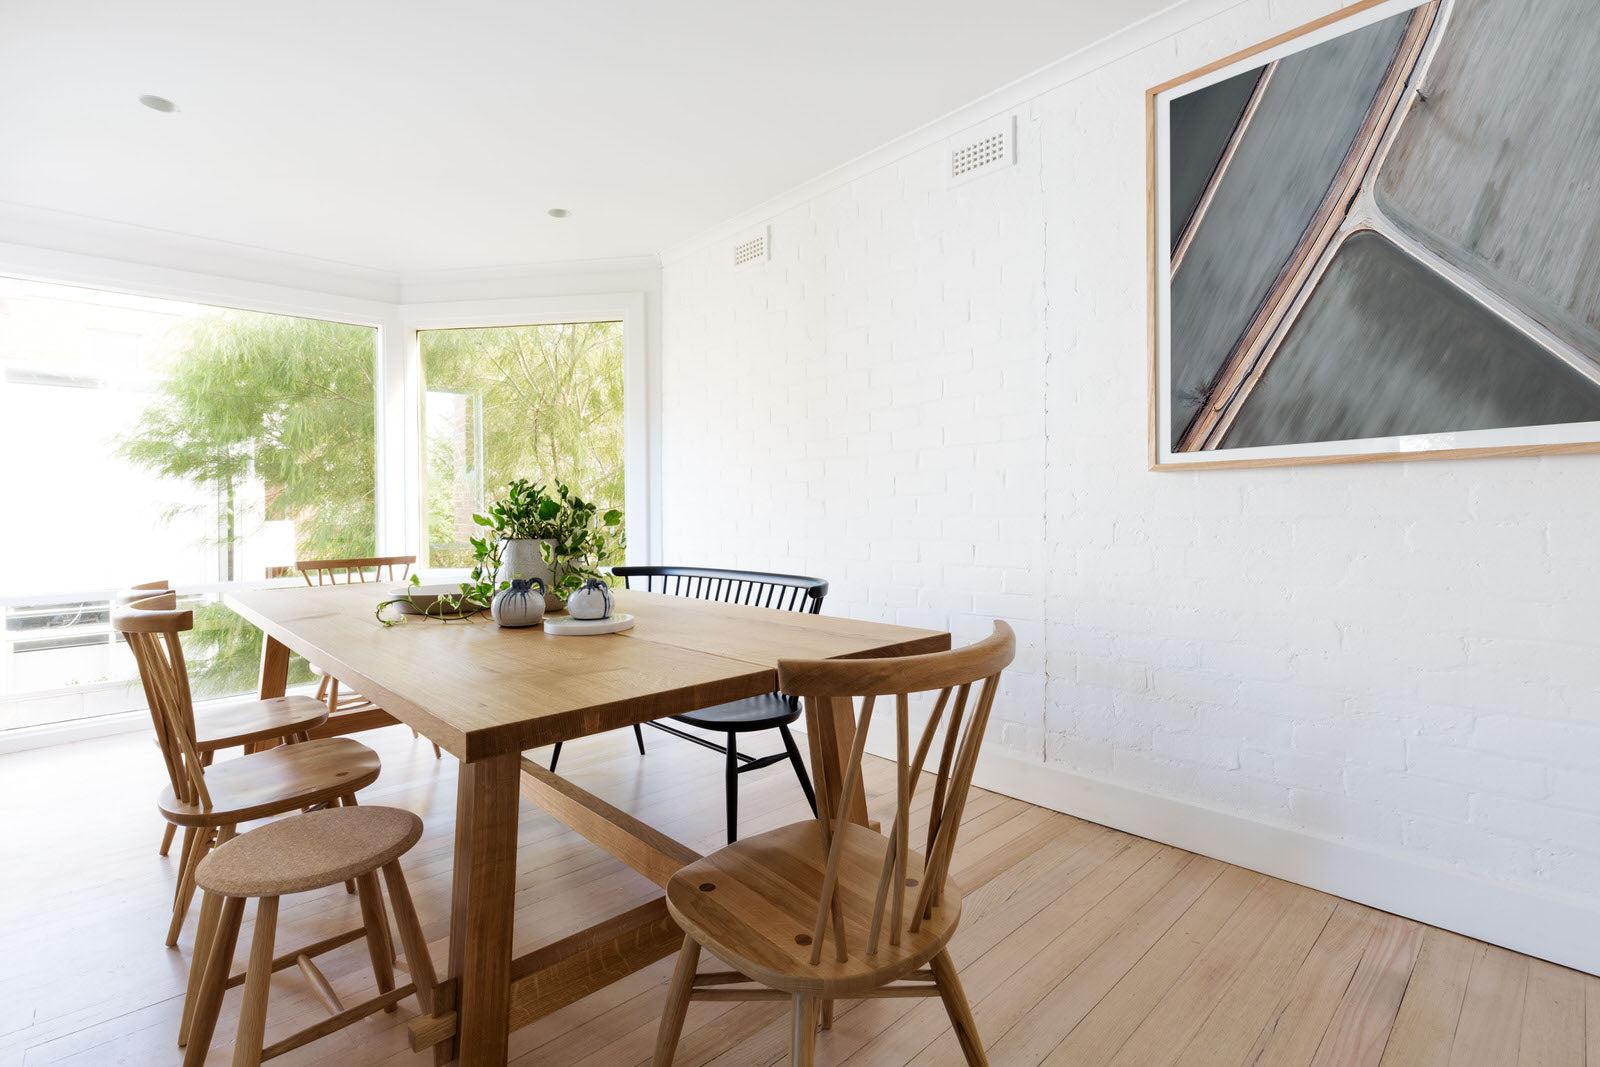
[196,805,423,897]
[665,820,963,998]
[158,738,382,828]
[671,692,801,733]
[193,695,329,751]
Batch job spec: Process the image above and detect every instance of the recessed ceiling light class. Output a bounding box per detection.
[139,94,178,113]
[547,208,570,219]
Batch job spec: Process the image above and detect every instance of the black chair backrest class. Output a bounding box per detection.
[610,566,827,614]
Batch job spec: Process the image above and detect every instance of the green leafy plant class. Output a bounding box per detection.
[375,574,488,627]
[466,480,623,597]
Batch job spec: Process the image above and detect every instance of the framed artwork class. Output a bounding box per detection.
[1146,0,1600,469]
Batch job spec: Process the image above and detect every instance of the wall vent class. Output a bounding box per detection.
[948,115,1016,186]
[732,226,770,268]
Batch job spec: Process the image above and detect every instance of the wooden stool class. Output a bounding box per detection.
[114,589,381,947]
[180,806,437,1066]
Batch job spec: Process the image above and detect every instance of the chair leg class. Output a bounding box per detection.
[634,723,647,755]
[171,826,198,905]
[930,949,987,1066]
[232,896,279,1067]
[652,935,701,1067]
[355,871,397,1010]
[790,994,818,1066]
[431,741,443,759]
[725,733,739,844]
[168,826,214,947]
[779,724,818,816]
[821,998,834,1030]
[549,741,563,773]
[181,894,245,1064]
[160,821,177,857]
[381,860,437,1012]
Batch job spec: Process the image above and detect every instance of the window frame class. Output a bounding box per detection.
[399,293,652,566]
[0,246,654,733]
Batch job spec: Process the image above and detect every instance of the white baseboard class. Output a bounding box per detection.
[966,747,1600,978]
[805,720,1599,976]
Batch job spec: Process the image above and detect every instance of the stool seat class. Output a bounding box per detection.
[197,806,423,898]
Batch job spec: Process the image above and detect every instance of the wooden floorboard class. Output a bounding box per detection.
[1,724,1588,1065]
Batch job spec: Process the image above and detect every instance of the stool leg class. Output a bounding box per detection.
[549,741,563,773]
[633,723,646,755]
[180,888,221,1045]
[355,871,396,1010]
[779,724,818,816]
[232,896,279,1067]
[160,822,177,857]
[652,935,701,1066]
[725,733,739,844]
[181,895,245,1066]
[381,860,436,1011]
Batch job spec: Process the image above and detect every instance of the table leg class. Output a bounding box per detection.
[810,695,871,828]
[257,635,290,700]
[442,752,521,1065]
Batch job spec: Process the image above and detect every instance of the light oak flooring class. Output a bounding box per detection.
[1,723,1593,1065]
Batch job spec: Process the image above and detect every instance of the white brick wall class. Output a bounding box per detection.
[659,0,1600,915]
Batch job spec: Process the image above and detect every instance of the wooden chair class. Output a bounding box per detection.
[653,621,1016,1066]
[112,592,383,948]
[295,556,442,759]
[179,805,437,1066]
[550,565,825,843]
[117,583,332,859]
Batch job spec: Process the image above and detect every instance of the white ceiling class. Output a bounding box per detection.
[2,1,1171,275]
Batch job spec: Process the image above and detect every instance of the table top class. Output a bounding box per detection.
[225,584,949,761]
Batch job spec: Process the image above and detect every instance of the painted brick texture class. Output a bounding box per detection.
[660,0,1600,904]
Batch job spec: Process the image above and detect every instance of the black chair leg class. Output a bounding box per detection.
[725,733,739,844]
[634,723,646,755]
[549,741,562,773]
[779,724,818,816]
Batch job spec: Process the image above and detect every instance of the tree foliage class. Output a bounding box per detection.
[118,312,625,693]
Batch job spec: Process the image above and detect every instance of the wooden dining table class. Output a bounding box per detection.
[225,582,949,1066]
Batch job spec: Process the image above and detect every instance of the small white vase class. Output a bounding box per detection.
[566,578,614,620]
[490,579,546,628]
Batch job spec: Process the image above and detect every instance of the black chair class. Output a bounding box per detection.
[547,566,826,843]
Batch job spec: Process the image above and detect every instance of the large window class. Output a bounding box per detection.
[0,277,378,727]
[420,321,625,567]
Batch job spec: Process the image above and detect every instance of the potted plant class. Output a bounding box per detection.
[472,478,563,593]
[465,480,623,610]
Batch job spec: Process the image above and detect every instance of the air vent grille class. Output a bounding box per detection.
[733,226,770,268]
[948,115,1016,186]
[953,132,1007,178]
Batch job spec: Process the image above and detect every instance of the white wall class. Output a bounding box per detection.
[659,0,1600,973]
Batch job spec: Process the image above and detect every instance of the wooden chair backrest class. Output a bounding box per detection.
[297,555,416,586]
[611,565,827,614]
[777,620,1015,966]
[112,588,211,812]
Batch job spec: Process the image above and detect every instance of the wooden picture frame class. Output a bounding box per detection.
[1147,0,1600,470]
